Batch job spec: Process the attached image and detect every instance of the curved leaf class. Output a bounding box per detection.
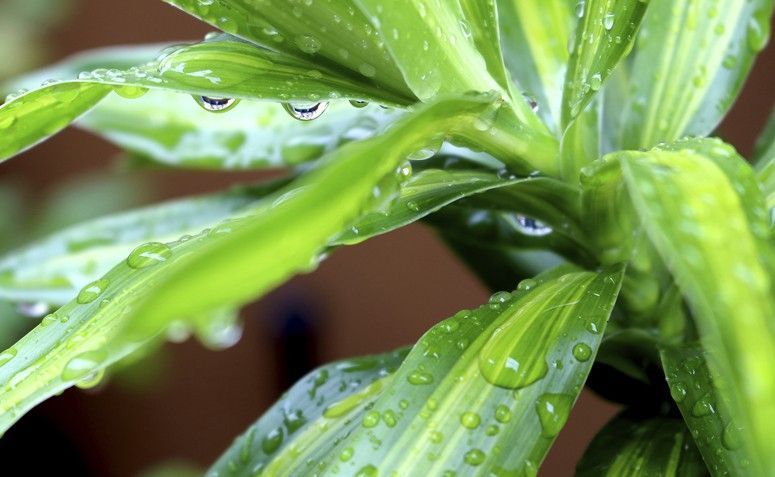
[0,95,506,434]
[0,180,288,305]
[0,37,410,163]
[562,0,648,127]
[613,143,775,475]
[209,347,410,476]
[576,412,707,476]
[164,0,413,98]
[78,91,401,169]
[497,0,574,131]
[661,343,748,476]
[618,0,774,149]
[209,265,624,475]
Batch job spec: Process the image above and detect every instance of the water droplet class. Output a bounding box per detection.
[75,368,105,389]
[722,421,742,450]
[603,13,615,30]
[669,382,687,402]
[395,161,412,181]
[572,343,592,362]
[485,424,499,436]
[383,409,398,427]
[517,279,538,291]
[464,449,485,466]
[0,348,17,367]
[430,430,444,443]
[589,73,603,91]
[691,393,714,417]
[349,100,369,108]
[575,0,585,18]
[77,278,109,304]
[195,95,240,113]
[460,411,481,429]
[355,464,377,477]
[362,410,380,428]
[339,446,354,462]
[294,34,321,54]
[358,63,377,78]
[495,404,511,423]
[408,369,433,385]
[283,101,329,121]
[16,302,50,318]
[514,215,553,237]
[479,321,548,390]
[489,291,512,305]
[535,393,573,437]
[114,86,149,99]
[127,242,172,269]
[261,427,283,454]
[61,349,107,382]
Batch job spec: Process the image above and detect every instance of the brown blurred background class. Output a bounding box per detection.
[0,1,772,475]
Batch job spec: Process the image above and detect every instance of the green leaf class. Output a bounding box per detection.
[612,142,775,475]
[560,98,602,181]
[0,95,504,434]
[208,347,410,476]
[209,266,624,475]
[497,0,574,131]
[78,91,401,169]
[618,0,774,149]
[458,0,513,94]
[661,343,748,477]
[562,0,648,128]
[0,37,410,163]
[164,0,413,98]
[0,180,288,305]
[576,412,707,476]
[353,0,501,102]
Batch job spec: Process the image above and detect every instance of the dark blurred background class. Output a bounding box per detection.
[0,1,772,475]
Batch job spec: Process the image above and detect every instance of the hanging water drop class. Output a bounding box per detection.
[283,101,329,121]
[514,215,553,237]
[535,393,573,437]
[195,95,240,113]
[349,99,369,108]
[61,349,107,382]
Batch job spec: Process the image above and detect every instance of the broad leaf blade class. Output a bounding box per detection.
[576,412,707,476]
[616,144,775,475]
[164,0,413,98]
[78,91,401,169]
[618,0,774,149]
[0,38,409,163]
[661,343,748,476]
[209,347,410,476]
[497,0,574,131]
[209,266,624,475]
[561,0,648,127]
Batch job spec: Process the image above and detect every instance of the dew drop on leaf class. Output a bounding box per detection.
[61,349,107,382]
[495,404,512,423]
[114,86,149,99]
[349,100,369,108]
[464,449,485,466]
[572,343,592,362]
[460,411,481,429]
[603,13,615,30]
[294,34,322,54]
[535,393,573,437]
[194,95,240,113]
[261,427,284,454]
[127,242,172,269]
[355,464,377,477]
[691,393,715,417]
[407,369,433,385]
[669,382,687,402]
[283,101,329,121]
[77,278,110,304]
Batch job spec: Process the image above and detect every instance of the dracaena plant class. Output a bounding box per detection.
[0,0,773,475]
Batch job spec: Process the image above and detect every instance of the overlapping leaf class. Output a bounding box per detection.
[661,343,749,476]
[618,0,774,149]
[208,266,624,476]
[497,0,574,131]
[562,0,648,127]
[598,141,775,475]
[0,37,410,163]
[0,95,510,434]
[576,412,707,476]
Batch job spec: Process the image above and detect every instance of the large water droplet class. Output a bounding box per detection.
[294,34,322,54]
[572,343,592,362]
[355,464,377,477]
[61,349,107,382]
[464,449,485,466]
[669,382,687,402]
[495,404,512,423]
[195,95,240,113]
[283,101,329,121]
[535,393,573,437]
[513,215,553,237]
[114,86,149,99]
[691,393,715,417]
[603,13,615,30]
[75,368,105,389]
[408,369,434,385]
[77,278,109,304]
[127,242,172,269]
[479,321,548,389]
[261,427,284,454]
[460,411,481,429]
